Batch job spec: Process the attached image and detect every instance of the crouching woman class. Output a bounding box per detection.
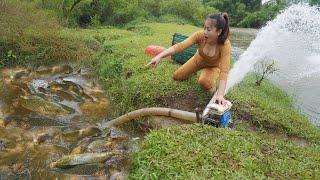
[147,13,231,105]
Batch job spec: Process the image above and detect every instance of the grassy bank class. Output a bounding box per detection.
[0,0,93,67]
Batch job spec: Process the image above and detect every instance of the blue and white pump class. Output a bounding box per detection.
[200,96,233,128]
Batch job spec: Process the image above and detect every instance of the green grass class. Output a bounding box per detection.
[130,124,320,179]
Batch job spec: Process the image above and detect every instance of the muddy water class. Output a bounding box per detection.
[0,65,138,179]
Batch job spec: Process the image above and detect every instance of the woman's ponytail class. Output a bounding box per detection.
[219,12,230,44]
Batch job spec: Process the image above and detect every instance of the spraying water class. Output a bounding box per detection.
[226,4,320,126]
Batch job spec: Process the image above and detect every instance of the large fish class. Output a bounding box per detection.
[18,95,73,116]
[62,126,102,142]
[50,152,120,168]
[36,65,73,75]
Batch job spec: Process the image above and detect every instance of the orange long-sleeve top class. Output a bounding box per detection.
[172,30,231,80]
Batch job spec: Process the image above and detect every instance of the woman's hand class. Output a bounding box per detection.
[213,94,227,106]
[145,46,176,67]
[146,56,162,67]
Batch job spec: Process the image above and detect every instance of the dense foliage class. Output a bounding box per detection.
[35,0,215,27]
[34,0,299,28]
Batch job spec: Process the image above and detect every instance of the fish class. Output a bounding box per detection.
[36,66,51,74]
[55,89,84,102]
[51,65,73,74]
[18,95,73,116]
[70,141,90,155]
[109,169,126,180]
[87,139,108,153]
[79,126,102,138]
[11,70,28,79]
[33,133,52,144]
[36,65,73,75]
[24,116,67,127]
[50,152,120,168]
[63,126,102,142]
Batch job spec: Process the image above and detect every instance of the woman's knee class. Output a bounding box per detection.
[198,78,215,91]
[173,71,183,81]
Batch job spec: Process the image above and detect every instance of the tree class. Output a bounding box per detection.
[254,59,279,86]
[238,0,286,28]
[310,0,320,5]
[203,0,262,26]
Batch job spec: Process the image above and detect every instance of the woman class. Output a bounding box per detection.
[146,13,231,106]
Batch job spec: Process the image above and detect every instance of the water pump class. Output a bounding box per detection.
[196,97,233,128]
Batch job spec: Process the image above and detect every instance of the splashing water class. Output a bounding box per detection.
[226,4,320,126]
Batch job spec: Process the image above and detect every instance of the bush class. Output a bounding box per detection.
[35,0,149,27]
[158,0,216,26]
[254,59,279,86]
[36,0,217,28]
[204,0,261,27]
[157,14,190,25]
[238,0,286,28]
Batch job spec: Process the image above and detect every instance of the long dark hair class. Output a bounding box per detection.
[206,12,230,44]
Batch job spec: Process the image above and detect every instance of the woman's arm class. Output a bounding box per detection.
[213,79,227,105]
[216,80,227,96]
[146,31,203,67]
[218,40,231,81]
[213,41,231,105]
[172,31,202,54]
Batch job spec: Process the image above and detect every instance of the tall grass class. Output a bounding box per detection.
[0,0,92,67]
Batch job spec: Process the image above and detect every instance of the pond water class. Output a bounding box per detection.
[0,65,139,179]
